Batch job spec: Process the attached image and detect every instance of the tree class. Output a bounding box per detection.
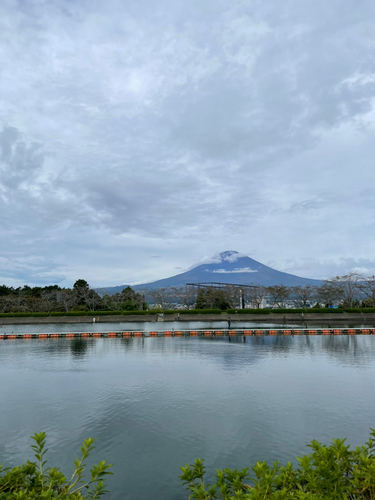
[266,285,290,308]
[148,288,172,310]
[82,288,102,311]
[59,289,80,312]
[247,285,268,309]
[292,285,316,309]
[40,290,59,313]
[0,295,18,313]
[359,275,375,306]
[194,288,230,310]
[72,280,90,307]
[316,282,343,307]
[73,279,89,290]
[325,273,363,308]
[224,285,242,309]
[119,286,144,310]
[171,285,197,309]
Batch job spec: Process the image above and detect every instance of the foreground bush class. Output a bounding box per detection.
[0,432,113,499]
[180,429,375,499]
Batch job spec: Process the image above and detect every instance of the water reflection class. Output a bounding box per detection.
[2,319,375,336]
[70,338,89,358]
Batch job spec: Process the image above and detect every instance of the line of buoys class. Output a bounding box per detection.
[2,329,375,340]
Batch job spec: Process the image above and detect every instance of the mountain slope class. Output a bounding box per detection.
[102,251,321,293]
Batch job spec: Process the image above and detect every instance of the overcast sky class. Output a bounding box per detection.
[1,0,375,288]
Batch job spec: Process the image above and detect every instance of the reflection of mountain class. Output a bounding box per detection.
[101,251,321,293]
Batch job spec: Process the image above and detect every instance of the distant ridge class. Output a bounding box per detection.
[101,251,321,293]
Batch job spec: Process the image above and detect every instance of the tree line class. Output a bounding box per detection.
[0,279,145,313]
[1,272,375,313]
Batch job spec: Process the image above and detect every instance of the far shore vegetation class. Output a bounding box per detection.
[1,273,375,316]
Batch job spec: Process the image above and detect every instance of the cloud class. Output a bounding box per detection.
[207,268,258,274]
[0,0,374,286]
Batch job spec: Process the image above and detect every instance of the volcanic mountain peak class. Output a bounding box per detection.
[99,251,321,294]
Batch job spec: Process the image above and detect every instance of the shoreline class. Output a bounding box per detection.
[1,312,375,325]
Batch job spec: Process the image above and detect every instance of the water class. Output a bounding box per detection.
[0,319,372,335]
[1,336,375,500]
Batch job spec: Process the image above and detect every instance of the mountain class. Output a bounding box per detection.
[101,251,321,293]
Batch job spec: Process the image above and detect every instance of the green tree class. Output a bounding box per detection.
[73,279,90,290]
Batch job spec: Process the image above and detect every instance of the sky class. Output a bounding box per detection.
[1,0,375,288]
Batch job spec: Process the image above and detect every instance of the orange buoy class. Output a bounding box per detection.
[268,330,277,335]
[93,332,102,337]
[305,330,316,335]
[133,332,143,337]
[228,330,237,336]
[164,331,172,336]
[23,334,33,339]
[322,329,331,335]
[108,332,117,337]
[333,330,342,335]
[361,329,370,335]
[8,334,18,339]
[174,331,183,336]
[149,331,158,336]
[282,330,292,335]
[254,330,263,335]
[66,333,75,338]
[293,330,302,335]
[122,332,131,337]
[243,330,253,336]
[81,333,90,337]
[347,329,356,335]
[189,331,198,336]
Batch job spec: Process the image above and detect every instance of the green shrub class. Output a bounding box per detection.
[271,308,305,314]
[362,308,375,313]
[0,432,112,499]
[31,312,50,317]
[176,309,223,315]
[65,311,87,316]
[86,311,122,316]
[180,428,375,500]
[122,310,155,315]
[0,312,32,317]
[343,308,362,313]
[50,312,65,316]
[308,308,344,314]
[226,309,271,314]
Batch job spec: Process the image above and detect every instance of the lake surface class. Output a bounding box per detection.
[1,336,375,500]
[1,319,373,335]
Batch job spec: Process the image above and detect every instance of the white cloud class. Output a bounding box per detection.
[208,268,258,274]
